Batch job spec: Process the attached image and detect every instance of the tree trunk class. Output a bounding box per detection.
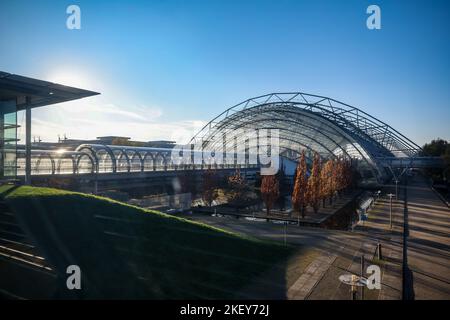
[313,204,319,214]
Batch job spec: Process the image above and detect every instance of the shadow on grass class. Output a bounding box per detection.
[0,184,19,199]
[5,186,295,299]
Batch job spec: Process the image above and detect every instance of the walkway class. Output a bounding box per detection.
[353,186,404,300]
[345,173,450,299]
[404,174,450,299]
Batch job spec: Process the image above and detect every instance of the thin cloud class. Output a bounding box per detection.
[19,97,203,144]
[27,117,206,144]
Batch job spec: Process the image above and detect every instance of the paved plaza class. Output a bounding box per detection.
[190,173,450,300]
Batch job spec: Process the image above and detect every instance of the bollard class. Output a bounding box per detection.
[377,242,383,260]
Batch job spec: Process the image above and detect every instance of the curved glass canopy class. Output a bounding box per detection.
[190,92,422,183]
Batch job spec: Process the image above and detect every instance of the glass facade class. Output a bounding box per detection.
[0,101,18,180]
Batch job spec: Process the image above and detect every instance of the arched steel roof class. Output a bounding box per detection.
[190,92,422,181]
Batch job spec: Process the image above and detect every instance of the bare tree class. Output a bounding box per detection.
[202,169,219,207]
[261,174,279,216]
[227,169,248,210]
[179,170,197,195]
[276,164,289,211]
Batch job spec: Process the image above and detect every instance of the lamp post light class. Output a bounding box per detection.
[375,190,381,203]
[387,193,395,230]
[339,274,367,300]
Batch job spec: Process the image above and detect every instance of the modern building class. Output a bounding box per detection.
[191,92,423,185]
[0,71,99,183]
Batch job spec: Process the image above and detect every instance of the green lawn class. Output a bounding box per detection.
[4,186,294,299]
[0,184,15,196]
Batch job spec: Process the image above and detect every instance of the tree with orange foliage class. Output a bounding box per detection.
[320,159,333,206]
[292,150,308,218]
[261,174,279,216]
[329,159,339,204]
[306,153,321,214]
[334,158,345,196]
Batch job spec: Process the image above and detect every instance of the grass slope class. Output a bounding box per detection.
[4,186,294,299]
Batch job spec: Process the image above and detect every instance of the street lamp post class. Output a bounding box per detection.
[395,179,399,199]
[339,274,367,300]
[360,255,365,300]
[387,193,395,229]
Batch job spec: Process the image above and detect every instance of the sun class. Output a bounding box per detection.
[46,69,92,89]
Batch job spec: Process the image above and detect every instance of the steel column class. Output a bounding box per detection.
[25,97,32,185]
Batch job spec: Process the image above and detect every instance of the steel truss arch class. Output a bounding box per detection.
[191,92,421,183]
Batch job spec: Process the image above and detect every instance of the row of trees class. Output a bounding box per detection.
[262,151,355,217]
[199,150,356,216]
[420,138,450,183]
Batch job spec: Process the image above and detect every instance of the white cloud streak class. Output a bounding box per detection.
[17,100,204,145]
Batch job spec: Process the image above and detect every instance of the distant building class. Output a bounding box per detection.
[96,136,131,145]
[145,140,176,148]
[17,136,177,151]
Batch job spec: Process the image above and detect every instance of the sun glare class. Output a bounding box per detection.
[47,70,92,89]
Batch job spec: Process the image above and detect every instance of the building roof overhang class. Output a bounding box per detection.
[0,71,99,111]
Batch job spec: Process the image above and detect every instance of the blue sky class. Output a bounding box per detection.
[1,0,449,145]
